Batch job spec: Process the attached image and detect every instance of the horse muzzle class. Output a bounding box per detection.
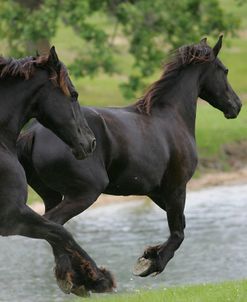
[72,139,96,160]
[224,99,242,119]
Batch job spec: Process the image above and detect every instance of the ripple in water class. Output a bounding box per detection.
[0,184,247,302]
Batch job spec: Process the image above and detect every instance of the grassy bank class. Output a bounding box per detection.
[71,280,247,302]
[196,104,247,159]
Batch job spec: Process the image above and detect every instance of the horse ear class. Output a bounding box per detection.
[200,37,207,44]
[213,34,223,57]
[48,46,60,69]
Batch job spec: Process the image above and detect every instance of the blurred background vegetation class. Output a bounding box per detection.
[0,0,242,98]
[0,0,247,174]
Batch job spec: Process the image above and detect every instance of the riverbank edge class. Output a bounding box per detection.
[73,279,247,302]
[30,166,247,214]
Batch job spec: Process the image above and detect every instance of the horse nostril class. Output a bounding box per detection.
[91,139,96,152]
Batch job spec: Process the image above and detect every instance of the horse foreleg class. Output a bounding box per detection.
[134,186,186,277]
[0,203,115,296]
[44,191,101,225]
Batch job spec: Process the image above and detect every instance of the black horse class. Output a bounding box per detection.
[17,36,241,281]
[0,48,115,297]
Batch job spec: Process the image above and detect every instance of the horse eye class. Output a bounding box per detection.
[224,69,229,75]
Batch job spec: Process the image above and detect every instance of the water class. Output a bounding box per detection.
[1,184,247,302]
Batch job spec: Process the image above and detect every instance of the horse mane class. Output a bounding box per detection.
[0,55,70,96]
[135,42,215,114]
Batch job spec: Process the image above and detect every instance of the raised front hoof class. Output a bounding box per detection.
[133,245,164,277]
[133,257,161,277]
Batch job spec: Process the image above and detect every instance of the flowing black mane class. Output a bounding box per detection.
[0,55,71,96]
[135,42,215,114]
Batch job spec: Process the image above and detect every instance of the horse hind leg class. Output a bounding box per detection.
[133,186,186,277]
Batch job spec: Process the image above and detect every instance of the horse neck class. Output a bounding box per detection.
[0,77,42,150]
[152,67,201,135]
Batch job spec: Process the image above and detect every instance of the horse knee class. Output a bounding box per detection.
[0,204,42,237]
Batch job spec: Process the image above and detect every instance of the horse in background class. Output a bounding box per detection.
[17,36,241,282]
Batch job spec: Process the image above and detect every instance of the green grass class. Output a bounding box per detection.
[219,0,247,27]
[219,36,247,95]
[71,280,247,302]
[196,103,247,157]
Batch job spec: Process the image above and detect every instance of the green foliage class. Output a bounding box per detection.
[116,0,239,97]
[196,103,247,158]
[0,0,240,98]
[0,0,59,56]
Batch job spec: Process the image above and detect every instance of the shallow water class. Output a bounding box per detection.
[0,184,247,302]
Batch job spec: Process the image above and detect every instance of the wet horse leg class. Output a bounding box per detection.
[0,202,115,296]
[134,186,186,277]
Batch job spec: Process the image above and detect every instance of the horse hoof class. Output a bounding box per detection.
[56,278,73,294]
[71,285,90,297]
[133,257,152,277]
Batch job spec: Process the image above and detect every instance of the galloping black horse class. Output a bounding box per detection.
[18,37,241,280]
[0,48,115,297]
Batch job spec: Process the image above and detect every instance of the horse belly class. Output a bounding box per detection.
[105,164,164,196]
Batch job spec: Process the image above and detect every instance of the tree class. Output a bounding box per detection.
[0,0,240,98]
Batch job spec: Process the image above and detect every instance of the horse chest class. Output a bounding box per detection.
[0,150,27,203]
